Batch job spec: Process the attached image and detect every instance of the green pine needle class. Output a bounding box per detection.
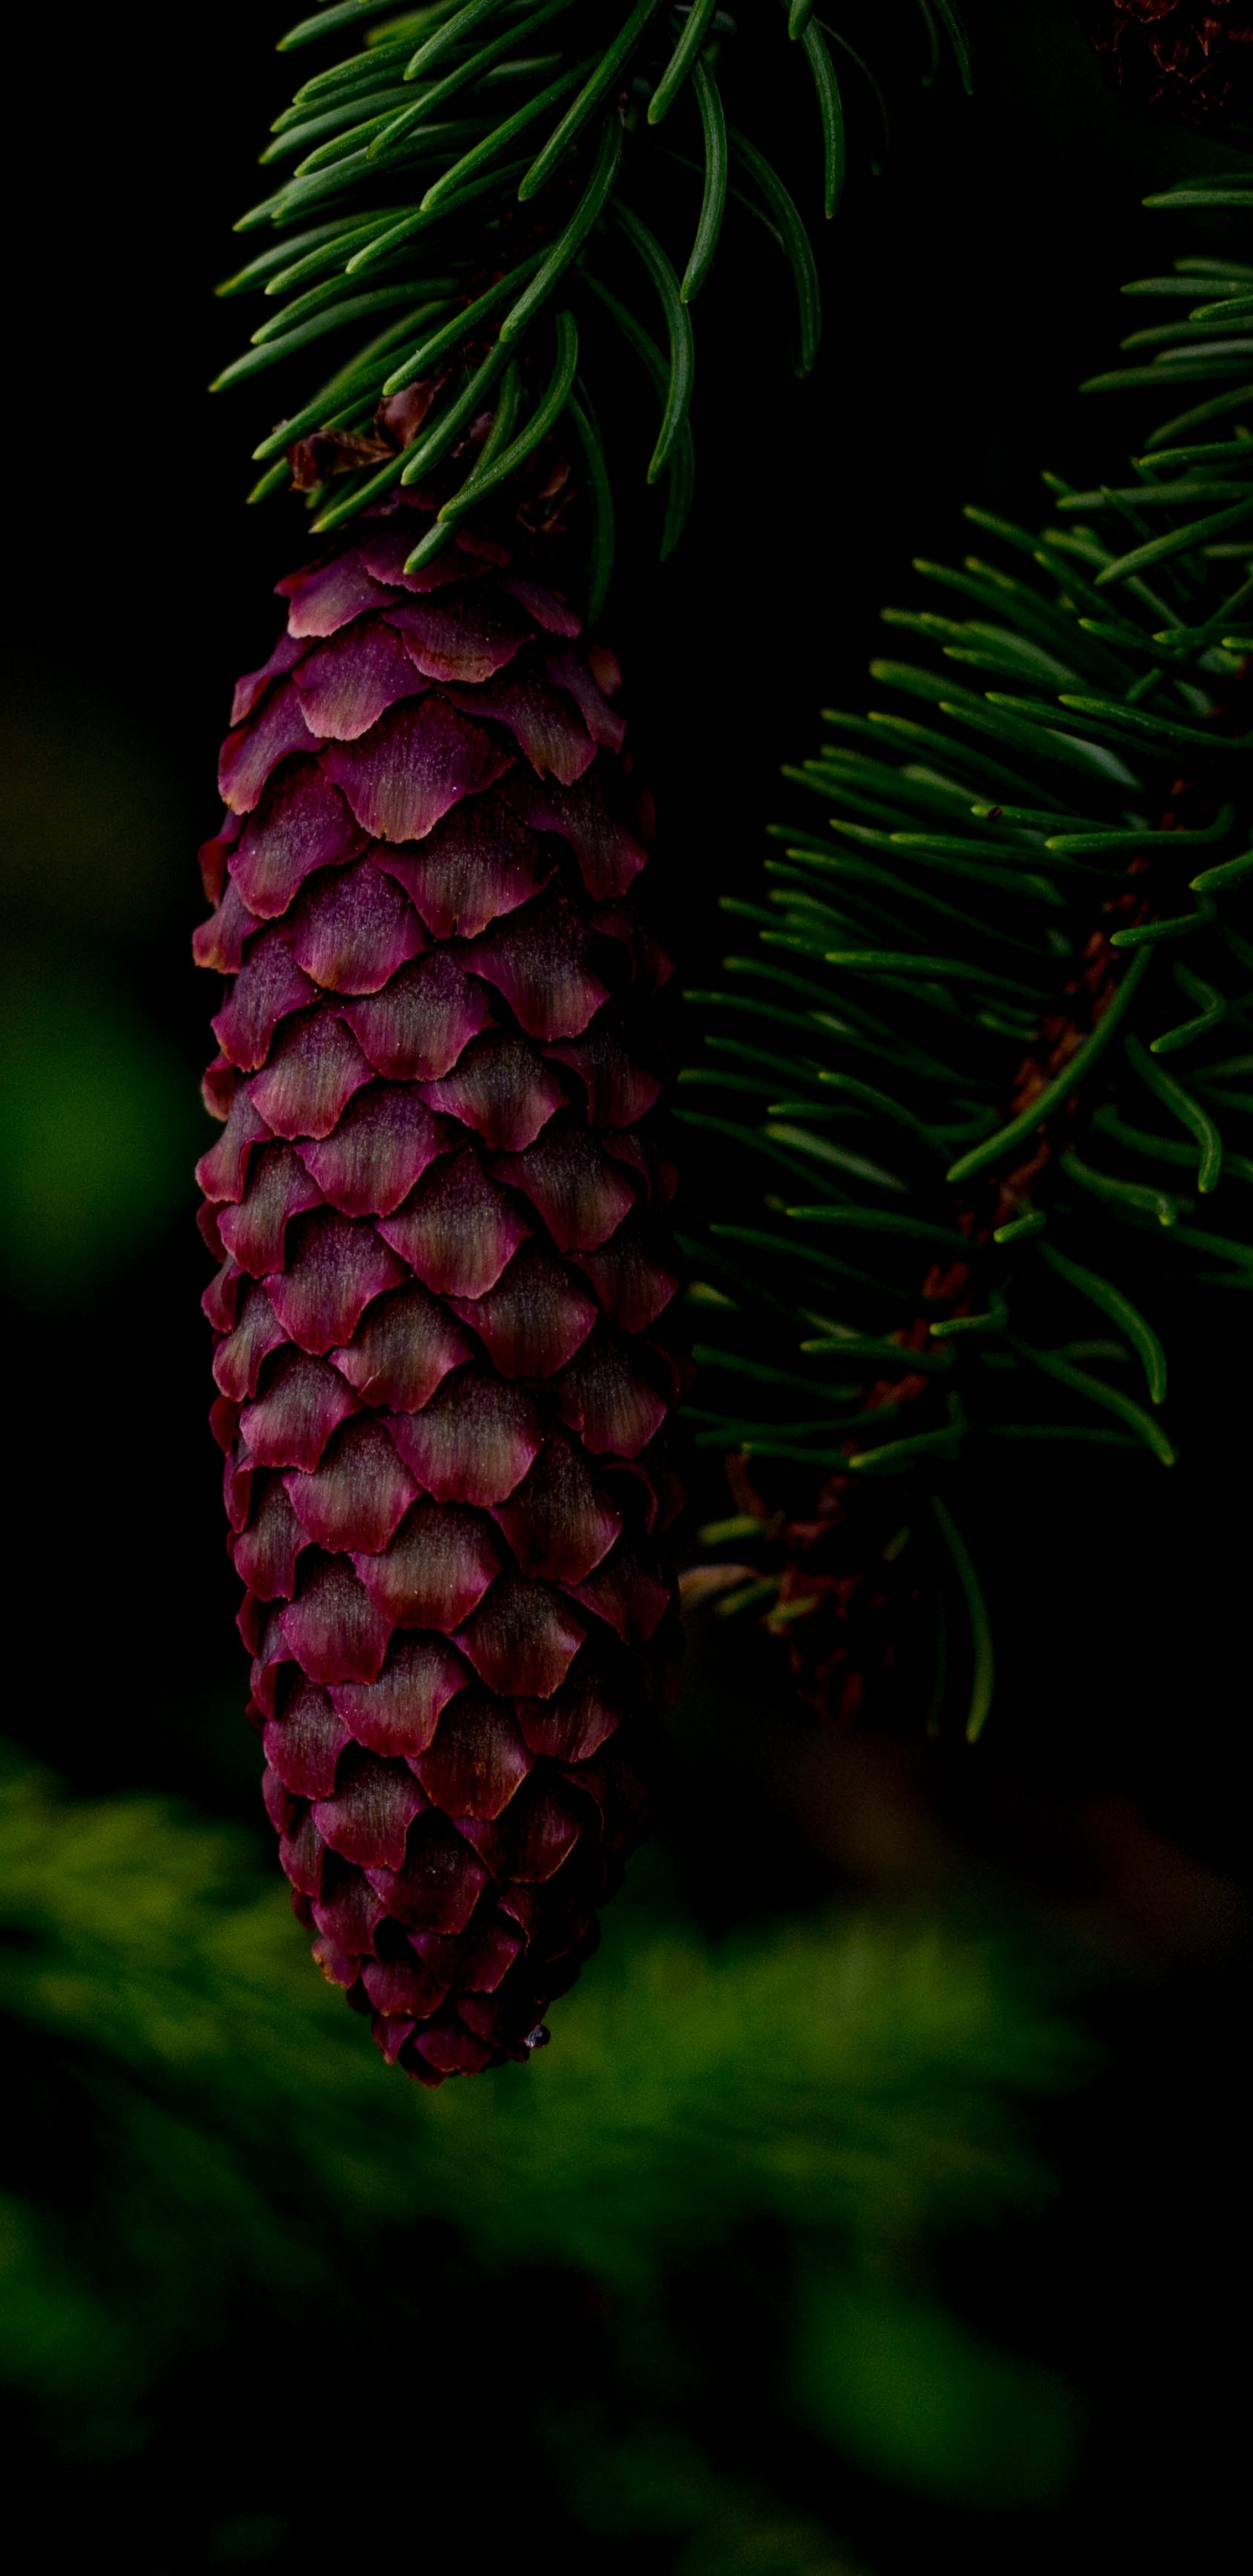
[684,197,1253,1725]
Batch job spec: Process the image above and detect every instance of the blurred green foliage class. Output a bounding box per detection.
[0,696,177,939]
[560,2416,872,2574]
[0,1744,1087,2560]
[0,958,192,1295]
[0,695,194,1298]
[791,2273,1077,2507]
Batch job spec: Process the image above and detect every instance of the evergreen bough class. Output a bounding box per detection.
[685,171,1253,1735]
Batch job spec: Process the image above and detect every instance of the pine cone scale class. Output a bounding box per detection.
[198,499,679,2080]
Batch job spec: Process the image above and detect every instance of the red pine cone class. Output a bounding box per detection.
[195,496,682,2083]
[1080,0,1253,130]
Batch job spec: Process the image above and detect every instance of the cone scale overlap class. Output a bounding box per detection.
[196,495,680,2082]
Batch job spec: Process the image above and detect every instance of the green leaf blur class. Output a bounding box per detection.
[791,2272,1078,2506]
[0,1743,1087,2557]
[0,696,193,1298]
[0,962,191,1296]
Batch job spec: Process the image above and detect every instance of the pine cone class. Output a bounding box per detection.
[1080,0,1253,131]
[195,496,681,2082]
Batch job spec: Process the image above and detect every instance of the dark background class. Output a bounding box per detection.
[0,4,1246,2569]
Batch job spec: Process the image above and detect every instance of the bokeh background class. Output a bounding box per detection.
[0,3,1246,2566]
